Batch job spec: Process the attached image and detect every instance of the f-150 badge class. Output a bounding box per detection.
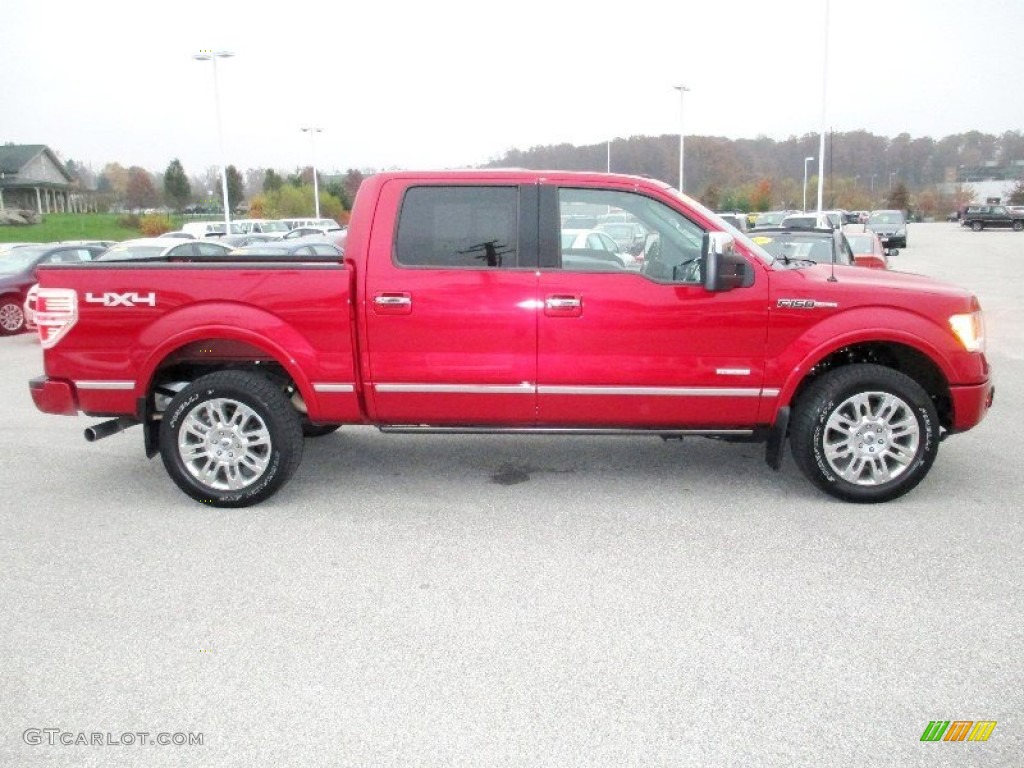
[85,292,157,307]
[777,298,838,309]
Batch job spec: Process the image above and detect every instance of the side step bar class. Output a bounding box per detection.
[378,426,755,438]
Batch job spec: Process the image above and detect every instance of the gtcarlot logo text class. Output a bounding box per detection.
[23,728,204,747]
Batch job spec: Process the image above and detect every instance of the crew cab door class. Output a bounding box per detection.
[536,185,770,427]
[362,180,539,424]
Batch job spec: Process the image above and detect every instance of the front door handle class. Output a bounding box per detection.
[373,292,412,315]
[545,294,582,317]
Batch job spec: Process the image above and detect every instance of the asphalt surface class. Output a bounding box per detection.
[1,223,1021,767]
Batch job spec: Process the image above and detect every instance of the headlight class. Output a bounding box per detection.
[949,311,985,352]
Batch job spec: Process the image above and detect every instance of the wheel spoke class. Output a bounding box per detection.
[178,395,274,492]
[824,389,921,486]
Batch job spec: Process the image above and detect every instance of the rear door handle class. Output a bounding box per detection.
[373,292,412,315]
[545,294,582,317]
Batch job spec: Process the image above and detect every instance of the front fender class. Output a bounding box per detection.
[767,305,984,409]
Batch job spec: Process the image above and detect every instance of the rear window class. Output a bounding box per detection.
[396,186,518,268]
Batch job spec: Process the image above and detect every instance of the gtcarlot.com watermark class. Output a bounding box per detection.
[23,728,203,747]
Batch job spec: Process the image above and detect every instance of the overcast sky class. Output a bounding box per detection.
[3,0,1023,177]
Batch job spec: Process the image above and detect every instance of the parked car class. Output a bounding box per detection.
[97,238,232,262]
[227,241,343,258]
[0,243,105,334]
[961,205,1024,231]
[716,212,749,233]
[561,228,639,269]
[748,227,854,265]
[281,217,343,231]
[230,219,292,237]
[282,226,338,240]
[595,221,648,255]
[752,211,789,228]
[181,221,228,239]
[781,211,842,230]
[158,231,196,239]
[844,231,891,269]
[866,210,908,248]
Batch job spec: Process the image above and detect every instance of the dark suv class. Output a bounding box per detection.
[961,205,1024,231]
[866,210,908,249]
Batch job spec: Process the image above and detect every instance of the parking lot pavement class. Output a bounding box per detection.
[2,223,1022,767]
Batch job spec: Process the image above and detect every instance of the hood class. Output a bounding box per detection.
[773,263,978,311]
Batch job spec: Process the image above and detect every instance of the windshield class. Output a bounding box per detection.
[868,212,904,226]
[260,221,290,232]
[0,247,47,274]
[750,232,835,263]
[663,187,775,264]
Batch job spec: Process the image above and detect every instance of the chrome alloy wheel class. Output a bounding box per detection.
[0,302,24,332]
[178,398,272,491]
[822,391,921,485]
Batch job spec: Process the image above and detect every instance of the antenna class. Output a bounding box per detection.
[827,232,838,282]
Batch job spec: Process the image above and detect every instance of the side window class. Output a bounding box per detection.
[197,243,226,257]
[396,186,518,268]
[558,188,706,283]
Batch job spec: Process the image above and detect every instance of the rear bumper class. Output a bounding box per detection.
[949,380,994,432]
[29,376,79,416]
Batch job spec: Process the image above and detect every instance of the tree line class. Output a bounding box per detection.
[487,129,1024,215]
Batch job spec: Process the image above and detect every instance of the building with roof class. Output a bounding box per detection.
[0,144,93,213]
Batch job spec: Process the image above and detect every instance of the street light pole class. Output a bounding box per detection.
[803,156,815,212]
[193,50,234,235]
[816,0,830,212]
[673,85,690,193]
[301,127,323,219]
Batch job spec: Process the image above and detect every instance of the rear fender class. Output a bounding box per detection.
[136,304,321,419]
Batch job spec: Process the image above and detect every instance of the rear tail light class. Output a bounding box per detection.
[36,288,78,349]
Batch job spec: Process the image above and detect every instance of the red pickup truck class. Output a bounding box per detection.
[29,170,993,507]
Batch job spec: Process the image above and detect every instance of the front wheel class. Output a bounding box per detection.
[159,371,304,507]
[790,364,940,503]
[971,221,983,231]
[1013,221,1023,232]
[0,298,26,335]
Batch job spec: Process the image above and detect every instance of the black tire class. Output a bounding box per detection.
[790,364,940,503]
[302,422,342,438]
[0,297,25,335]
[1013,221,1023,232]
[159,371,303,507]
[971,221,983,231]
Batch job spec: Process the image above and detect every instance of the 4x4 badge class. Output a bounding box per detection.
[85,292,157,307]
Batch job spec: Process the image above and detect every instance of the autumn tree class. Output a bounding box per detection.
[163,158,191,211]
[263,168,283,193]
[125,166,158,211]
[886,181,910,211]
[225,165,244,211]
[1005,179,1024,205]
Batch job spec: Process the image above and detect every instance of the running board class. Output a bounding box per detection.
[377,426,755,437]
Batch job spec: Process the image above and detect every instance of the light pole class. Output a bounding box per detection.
[192,50,234,235]
[301,126,323,218]
[889,171,897,191]
[803,156,815,212]
[673,85,690,193]
[606,140,611,173]
[816,0,830,212]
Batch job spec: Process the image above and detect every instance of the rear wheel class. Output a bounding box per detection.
[971,221,983,231]
[1013,221,1023,232]
[0,298,25,335]
[790,364,940,503]
[159,371,303,507]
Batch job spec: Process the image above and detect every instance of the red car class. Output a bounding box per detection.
[845,230,891,270]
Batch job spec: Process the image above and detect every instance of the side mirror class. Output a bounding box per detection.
[702,232,751,292]
[643,232,660,260]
